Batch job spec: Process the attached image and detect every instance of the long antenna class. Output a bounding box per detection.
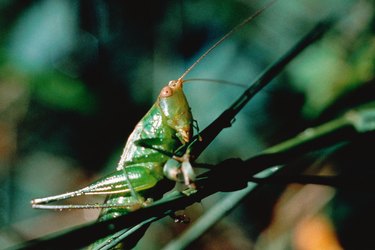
[178,0,277,81]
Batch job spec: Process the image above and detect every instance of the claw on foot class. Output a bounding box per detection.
[182,185,198,196]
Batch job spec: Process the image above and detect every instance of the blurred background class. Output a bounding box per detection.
[0,0,374,249]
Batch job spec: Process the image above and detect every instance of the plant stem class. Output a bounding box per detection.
[190,17,337,159]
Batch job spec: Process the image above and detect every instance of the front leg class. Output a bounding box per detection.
[163,149,196,189]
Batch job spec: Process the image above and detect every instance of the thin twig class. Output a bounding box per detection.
[190,17,337,159]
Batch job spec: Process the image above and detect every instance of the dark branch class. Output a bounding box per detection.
[190,17,337,159]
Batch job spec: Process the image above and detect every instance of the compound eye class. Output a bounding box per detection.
[160,86,173,97]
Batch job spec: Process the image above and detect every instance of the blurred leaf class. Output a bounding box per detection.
[30,71,96,114]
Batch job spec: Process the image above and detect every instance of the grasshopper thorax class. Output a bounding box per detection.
[158,79,192,144]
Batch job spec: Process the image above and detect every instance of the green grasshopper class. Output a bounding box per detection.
[31,77,196,208]
[31,1,275,249]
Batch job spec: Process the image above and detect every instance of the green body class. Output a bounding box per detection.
[90,80,193,249]
[98,103,180,221]
[30,79,193,249]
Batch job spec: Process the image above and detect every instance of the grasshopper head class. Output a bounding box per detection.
[158,79,193,144]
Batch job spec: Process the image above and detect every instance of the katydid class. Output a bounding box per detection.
[31,78,195,210]
[30,1,276,248]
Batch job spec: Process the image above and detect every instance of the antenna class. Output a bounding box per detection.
[183,78,247,88]
[178,0,277,81]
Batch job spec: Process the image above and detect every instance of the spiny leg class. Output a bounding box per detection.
[31,202,141,210]
[31,166,160,209]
